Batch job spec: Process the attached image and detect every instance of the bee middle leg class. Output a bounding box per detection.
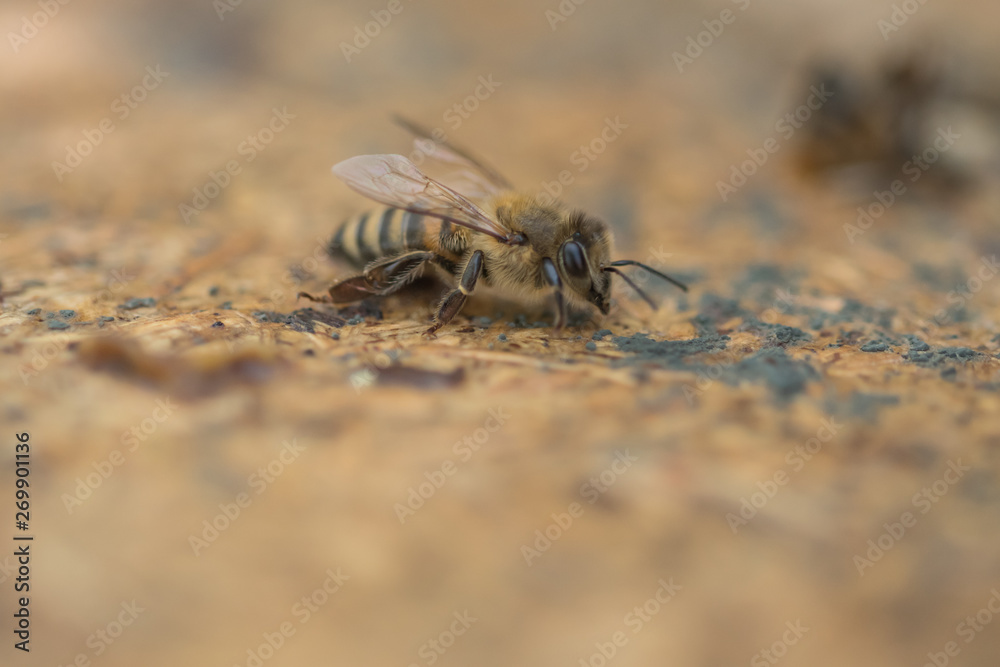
[541,258,567,330]
[425,250,484,336]
[298,251,436,304]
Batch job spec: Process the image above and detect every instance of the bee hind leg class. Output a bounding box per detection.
[297,276,376,304]
[296,291,332,303]
[298,251,437,305]
[425,250,484,336]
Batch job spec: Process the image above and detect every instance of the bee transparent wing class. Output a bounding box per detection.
[423,167,502,201]
[332,154,510,241]
[392,115,514,196]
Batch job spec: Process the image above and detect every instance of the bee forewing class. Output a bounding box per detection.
[332,154,509,241]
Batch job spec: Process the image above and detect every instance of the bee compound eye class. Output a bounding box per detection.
[561,241,589,279]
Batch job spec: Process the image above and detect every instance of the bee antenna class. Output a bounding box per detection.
[603,266,658,311]
[609,260,688,292]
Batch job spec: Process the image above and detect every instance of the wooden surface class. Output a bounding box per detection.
[2,1,1000,666]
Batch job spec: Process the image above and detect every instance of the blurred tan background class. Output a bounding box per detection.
[2,1,1000,666]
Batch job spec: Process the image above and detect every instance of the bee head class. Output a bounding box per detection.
[558,212,612,314]
[559,212,689,315]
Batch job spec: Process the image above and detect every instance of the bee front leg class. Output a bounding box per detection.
[541,258,566,330]
[425,250,484,336]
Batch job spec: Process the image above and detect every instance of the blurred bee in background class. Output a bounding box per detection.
[300,118,687,335]
[795,55,939,175]
[793,49,999,193]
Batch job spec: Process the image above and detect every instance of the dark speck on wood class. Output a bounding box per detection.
[120,297,156,310]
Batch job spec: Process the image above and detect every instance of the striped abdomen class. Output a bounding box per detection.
[327,206,467,268]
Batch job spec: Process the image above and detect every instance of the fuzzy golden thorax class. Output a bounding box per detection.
[470,193,614,313]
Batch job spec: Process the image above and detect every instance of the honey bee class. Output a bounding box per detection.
[299,118,687,335]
